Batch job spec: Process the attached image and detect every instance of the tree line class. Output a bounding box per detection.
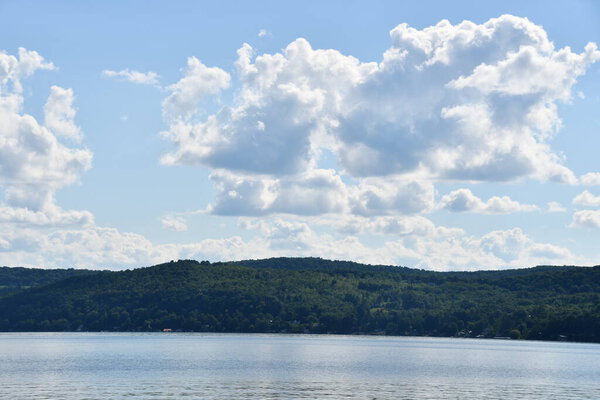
[0,258,598,342]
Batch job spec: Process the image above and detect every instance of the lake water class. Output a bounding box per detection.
[0,333,599,399]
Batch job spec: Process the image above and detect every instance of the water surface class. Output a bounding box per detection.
[1,333,598,399]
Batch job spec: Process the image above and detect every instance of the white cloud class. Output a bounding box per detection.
[44,86,82,141]
[235,218,580,270]
[161,216,188,232]
[0,205,93,227]
[0,228,45,255]
[44,227,168,267]
[344,17,592,182]
[573,190,600,207]
[207,171,279,216]
[162,39,376,174]
[0,224,261,269]
[161,57,230,122]
[240,218,316,251]
[0,48,93,226]
[102,69,160,85]
[528,242,574,260]
[207,169,349,216]
[330,215,461,237]
[475,228,575,265]
[547,201,566,213]
[258,29,270,38]
[580,172,600,186]
[206,170,434,217]
[569,210,600,229]
[159,15,598,220]
[478,228,531,262]
[0,212,584,270]
[0,90,92,211]
[440,188,538,214]
[1,24,595,270]
[349,179,435,216]
[0,47,55,93]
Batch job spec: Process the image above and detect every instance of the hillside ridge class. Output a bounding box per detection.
[0,258,598,342]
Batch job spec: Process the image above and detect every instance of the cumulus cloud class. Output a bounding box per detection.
[0,228,45,255]
[102,69,160,85]
[330,215,462,237]
[572,190,600,207]
[0,211,583,270]
[258,29,270,38]
[0,91,92,212]
[206,169,435,216]
[207,169,348,216]
[350,179,436,216]
[44,86,82,141]
[162,16,597,185]
[476,228,575,264]
[240,218,317,251]
[440,188,538,214]
[161,216,188,232]
[44,227,169,266]
[157,15,598,219]
[0,223,258,269]
[161,57,230,122]
[1,23,593,270]
[0,206,93,227]
[569,210,600,229]
[478,228,531,262]
[0,48,92,226]
[234,218,580,270]
[385,226,578,269]
[0,47,55,93]
[580,172,600,186]
[547,201,566,213]
[160,39,376,175]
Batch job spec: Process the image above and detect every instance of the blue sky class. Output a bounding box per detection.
[0,0,599,269]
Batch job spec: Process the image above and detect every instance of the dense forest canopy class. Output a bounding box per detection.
[0,266,100,298]
[0,258,598,343]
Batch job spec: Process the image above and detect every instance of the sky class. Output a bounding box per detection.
[0,0,599,270]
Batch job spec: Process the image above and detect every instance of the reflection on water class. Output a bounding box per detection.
[0,333,599,399]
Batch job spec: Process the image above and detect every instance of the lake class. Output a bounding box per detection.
[0,333,599,399]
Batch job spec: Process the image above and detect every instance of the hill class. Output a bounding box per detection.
[0,266,100,298]
[0,258,598,342]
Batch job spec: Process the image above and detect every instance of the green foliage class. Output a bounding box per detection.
[0,258,599,343]
[0,266,100,298]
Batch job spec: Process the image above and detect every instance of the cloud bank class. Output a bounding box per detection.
[1,16,598,270]
[161,15,598,219]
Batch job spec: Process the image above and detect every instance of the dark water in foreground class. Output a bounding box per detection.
[0,333,599,399]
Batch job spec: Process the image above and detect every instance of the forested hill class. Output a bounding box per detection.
[227,257,581,279]
[0,266,100,298]
[0,258,599,343]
